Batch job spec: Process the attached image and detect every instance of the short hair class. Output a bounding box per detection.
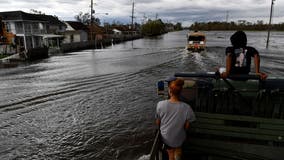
[169,78,184,96]
[230,31,247,48]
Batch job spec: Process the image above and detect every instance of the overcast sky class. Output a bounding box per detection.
[0,0,283,26]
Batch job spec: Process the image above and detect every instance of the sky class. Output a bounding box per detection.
[0,0,283,26]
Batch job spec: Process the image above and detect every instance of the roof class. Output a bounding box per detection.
[112,25,134,32]
[88,24,105,34]
[0,11,66,27]
[188,31,206,37]
[66,21,89,31]
[0,11,44,21]
[34,34,64,39]
[40,15,66,26]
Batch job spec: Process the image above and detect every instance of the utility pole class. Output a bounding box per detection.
[266,0,275,49]
[226,11,229,23]
[90,0,94,42]
[130,0,135,47]
[131,0,135,31]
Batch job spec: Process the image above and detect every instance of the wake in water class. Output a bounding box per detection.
[137,154,150,160]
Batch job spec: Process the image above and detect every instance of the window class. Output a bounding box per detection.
[15,22,23,33]
[5,23,11,32]
[0,22,3,34]
[39,23,43,30]
[70,34,74,43]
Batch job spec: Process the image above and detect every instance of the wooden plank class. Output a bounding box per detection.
[196,112,284,125]
[191,127,283,142]
[184,137,284,160]
[197,117,225,125]
[195,117,284,131]
[192,123,284,137]
[260,123,284,131]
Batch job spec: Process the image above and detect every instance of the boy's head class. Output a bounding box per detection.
[230,31,247,48]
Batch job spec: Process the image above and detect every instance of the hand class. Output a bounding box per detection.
[256,72,268,80]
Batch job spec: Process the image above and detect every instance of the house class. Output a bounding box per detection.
[88,23,105,41]
[112,25,139,36]
[39,14,66,50]
[112,28,122,35]
[63,21,88,43]
[0,11,66,58]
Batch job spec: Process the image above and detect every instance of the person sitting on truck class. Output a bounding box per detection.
[220,30,267,80]
[156,78,196,160]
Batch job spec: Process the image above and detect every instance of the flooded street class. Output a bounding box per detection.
[1,30,284,160]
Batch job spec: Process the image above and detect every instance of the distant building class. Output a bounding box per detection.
[64,21,89,43]
[112,25,138,36]
[88,24,105,41]
[112,28,122,35]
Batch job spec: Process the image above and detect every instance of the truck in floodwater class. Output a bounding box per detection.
[187,31,206,52]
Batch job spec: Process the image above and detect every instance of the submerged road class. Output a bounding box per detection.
[0,30,284,160]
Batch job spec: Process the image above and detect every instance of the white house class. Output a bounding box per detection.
[112,28,122,35]
[0,11,66,52]
[63,21,88,44]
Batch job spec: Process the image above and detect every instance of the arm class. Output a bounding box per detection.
[184,120,190,129]
[221,53,232,78]
[185,105,196,130]
[254,54,267,80]
[254,54,260,73]
[156,119,161,126]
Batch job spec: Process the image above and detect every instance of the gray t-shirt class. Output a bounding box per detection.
[156,100,196,147]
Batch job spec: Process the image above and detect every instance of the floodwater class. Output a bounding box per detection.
[0,30,284,160]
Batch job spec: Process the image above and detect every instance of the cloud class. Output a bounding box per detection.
[0,0,283,25]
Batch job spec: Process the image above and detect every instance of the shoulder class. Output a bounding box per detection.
[157,100,168,108]
[225,47,234,55]
[246,46,259,55]
[180,102,192,109]
[158,100,168,105]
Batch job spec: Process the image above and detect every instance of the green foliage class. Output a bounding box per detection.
[174,22,183,31]
[189,21,284,31]
[141,19,166,36]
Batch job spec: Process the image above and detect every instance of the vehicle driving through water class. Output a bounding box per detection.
[187,31,206,52]
[150,72,284,160]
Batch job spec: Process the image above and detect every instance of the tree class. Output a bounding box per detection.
[141,19,166,36]
[74,12,101,25]
[30,9,45,15]
[174,22,183,30]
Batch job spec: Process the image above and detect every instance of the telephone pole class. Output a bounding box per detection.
[90,0,94,42]
[226,11,229,22]
[131,0,135,30]
[266,0,275,49]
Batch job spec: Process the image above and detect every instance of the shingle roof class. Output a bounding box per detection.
[88,24,105,34]
[66,21,89,31]
[0,11,66,27]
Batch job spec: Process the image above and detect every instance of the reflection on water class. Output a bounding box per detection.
[0,30,284,160]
